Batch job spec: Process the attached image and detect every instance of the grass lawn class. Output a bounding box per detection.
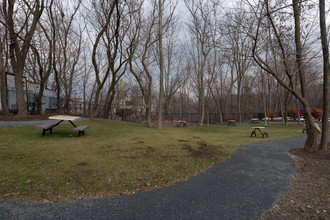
[0,120,306,201]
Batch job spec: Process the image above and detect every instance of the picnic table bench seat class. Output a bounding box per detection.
[36,123,57,136]
[73,125,88,136]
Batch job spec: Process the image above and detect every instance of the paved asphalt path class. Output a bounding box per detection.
[0,134,306,219]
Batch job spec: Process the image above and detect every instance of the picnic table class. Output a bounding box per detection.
[176,120,187,127]
[37,115,87,136]
[250,118,259,123]
[227,120,236,126]
[251,127,268,138]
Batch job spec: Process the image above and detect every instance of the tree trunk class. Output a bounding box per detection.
[157,0,164,131]
[13,66,28,117]
[319,0,329,151]
[0,71,8,114]
[0,40,9,115]
[284,90,289,125]
[146,99,152,127]
[304,110,321,152]
[36,79,46,115]
[91,88,102,120]
[103,84,116,119]
[237,80,242,124]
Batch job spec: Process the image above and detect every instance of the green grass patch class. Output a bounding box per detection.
[0,121,307,201]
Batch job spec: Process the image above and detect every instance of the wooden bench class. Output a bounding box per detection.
[73,125,88,136]
[36,123,56,136]
[251,127,268,138]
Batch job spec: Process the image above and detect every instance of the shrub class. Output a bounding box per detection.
[310,108,323,120]
[268,110,276,120]
[289,107,298,120]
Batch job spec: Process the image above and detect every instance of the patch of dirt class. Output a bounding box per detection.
[182,142,214,160]
[260,143,330,220]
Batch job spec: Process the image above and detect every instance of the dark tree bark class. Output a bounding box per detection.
[0,37,9,114]
[319,0,329,151]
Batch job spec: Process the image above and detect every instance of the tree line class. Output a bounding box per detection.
[0,0,328,152]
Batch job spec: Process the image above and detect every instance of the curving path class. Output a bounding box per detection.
[0,137,306,220]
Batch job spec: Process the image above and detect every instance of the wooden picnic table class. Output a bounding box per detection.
[251,127,268,138]
[49,115,81,127]
[37,115,87,136]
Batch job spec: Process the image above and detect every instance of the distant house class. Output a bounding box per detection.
[0,72,56,114]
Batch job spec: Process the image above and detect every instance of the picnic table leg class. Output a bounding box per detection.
[53,120,64,127]
[69,120,77,128]
[251,129,257,137]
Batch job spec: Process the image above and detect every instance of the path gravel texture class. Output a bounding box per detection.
[0,137,306,220]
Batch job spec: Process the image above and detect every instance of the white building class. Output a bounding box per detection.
[0,72,56,113]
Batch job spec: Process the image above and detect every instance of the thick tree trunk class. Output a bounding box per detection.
[14,67,28,118]
[103,87,116,119]
[304,108,321,152]
[90,88,101,120]
[36,79,46,115]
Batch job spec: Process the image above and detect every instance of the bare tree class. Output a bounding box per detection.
[53,0,82,114]
[128,1,158,127]
[2,0,45,118]
[160,21,186,115]
[184,0,219,127]
[223,7,253,123]
[87,0,127,120]
[128,0,175,127]
[250,0,321,152]
[101,1,134,119]
[27,0,56,114]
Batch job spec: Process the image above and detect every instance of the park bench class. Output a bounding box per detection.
[251,127,268,138]
[73,125,88,137]
[36,123,57,136]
